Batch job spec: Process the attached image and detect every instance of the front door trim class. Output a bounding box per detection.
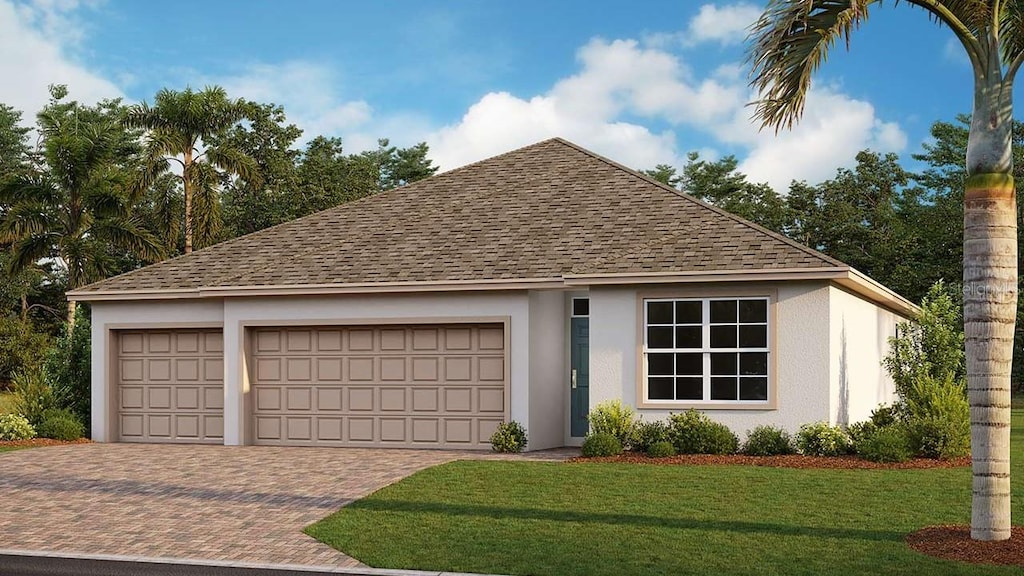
[570,298,590,438]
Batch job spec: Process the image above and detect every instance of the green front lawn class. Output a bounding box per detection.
[306,410,1024,576]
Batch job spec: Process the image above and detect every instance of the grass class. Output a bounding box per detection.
[305,410,1024,576]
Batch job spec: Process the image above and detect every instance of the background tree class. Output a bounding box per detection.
[126,86,259,254]
[644,153,790,232]
[0,87,163,326]
[748,0,1020,541]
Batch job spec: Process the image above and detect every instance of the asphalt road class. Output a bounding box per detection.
[0,554,397,576]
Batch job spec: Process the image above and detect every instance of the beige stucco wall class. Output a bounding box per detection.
[828,285,902,425]
[527,290,567,450]
[89,280,906,448]
[589,281,851,434]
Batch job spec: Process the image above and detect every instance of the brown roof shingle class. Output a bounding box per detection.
[74,138,844,294]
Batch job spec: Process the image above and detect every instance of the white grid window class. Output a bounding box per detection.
[644,298,769,403]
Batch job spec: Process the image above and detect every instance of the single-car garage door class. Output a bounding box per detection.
[116,329,224,443]
[251,324,507,449]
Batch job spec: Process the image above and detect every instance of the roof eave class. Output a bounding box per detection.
[68,277,568,301]
[70,267,918,317]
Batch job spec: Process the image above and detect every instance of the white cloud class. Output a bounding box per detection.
[424,36,905,191]
[0,0,121,122]
[685,3,762,46]
[427,91,680,171]
[213,61,374,139]
[721,87,907,190]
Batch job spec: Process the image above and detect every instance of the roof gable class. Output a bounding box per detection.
[74,138,844,294]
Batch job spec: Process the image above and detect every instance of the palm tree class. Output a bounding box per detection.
[126,87,259,254]
[748,1,1018,541]
[0,91,164,327]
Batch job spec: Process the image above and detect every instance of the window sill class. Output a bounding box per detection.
[637,401,777,411]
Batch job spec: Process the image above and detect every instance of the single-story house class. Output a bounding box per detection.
[69,138,915,451]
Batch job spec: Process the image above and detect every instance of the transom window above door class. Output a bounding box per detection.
[643,297,770,404]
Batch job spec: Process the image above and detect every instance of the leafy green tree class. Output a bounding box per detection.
[644,153,790,233]
[0,103,32,187]
[749,0,1020,541]
[218,102,303,238]
[0,87,163,326]
[126,86,259,254]
[642,164,682,188]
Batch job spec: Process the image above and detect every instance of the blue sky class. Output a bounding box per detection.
[0,0,977,189]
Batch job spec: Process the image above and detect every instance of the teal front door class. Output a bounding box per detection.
[570,316,590,437]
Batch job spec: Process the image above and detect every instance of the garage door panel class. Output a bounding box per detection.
[205,415,224,439]
[116,329,224,444]
[252,324,507,448]
[348,387,374,410]
[204,387,223,410]
[317,358,343,381]
[316,388,343,411]
[286,387,312,411]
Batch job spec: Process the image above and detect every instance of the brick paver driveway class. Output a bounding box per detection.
[0,443,563,567]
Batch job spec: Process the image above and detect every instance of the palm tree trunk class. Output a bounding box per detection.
[183,148,193,254]
[963,59,1015,541]
[66,299,77,331]
[964,172,1015,541]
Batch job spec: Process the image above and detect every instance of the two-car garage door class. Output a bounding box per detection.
[250,324,506,449]
[115,323,507,449]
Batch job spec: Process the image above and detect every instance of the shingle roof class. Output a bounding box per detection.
[74,138,845,294]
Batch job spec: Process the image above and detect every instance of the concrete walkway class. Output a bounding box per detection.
[0,444,575,569]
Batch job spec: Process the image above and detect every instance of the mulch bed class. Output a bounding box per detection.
[907,525,1024,566]
[0,438,92,449]
[567,453,971,469]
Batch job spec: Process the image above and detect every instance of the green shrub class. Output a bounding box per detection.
[581,432,623,457]
[882,280,965,406]
[667,410,739,455]
[646,440,676,458]
[11,368,57,429]
[742,425,795,456]
[869,405,898,428]
[0,413,35,440]
[0,316,50,390]
[846,420,877,448]
[587,400,637,449]
[489,421,528,453]
[796,422,851,456]
[903,374,970,459]
[45,310,91,429]
[36,408,84,441]
[857,425,912,463]
[633,420,670,453]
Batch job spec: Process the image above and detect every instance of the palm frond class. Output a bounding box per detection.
[8,233,57,276]
[189,162,223,249]
[91,215,166,263]
[205,146,261,185]
[0,201,58,243]
[749,0,985,131]
[1000,0,1024,79]
[748,0,876,131]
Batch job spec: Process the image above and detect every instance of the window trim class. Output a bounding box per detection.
[571,297,590,318]
[635,286,778,410]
